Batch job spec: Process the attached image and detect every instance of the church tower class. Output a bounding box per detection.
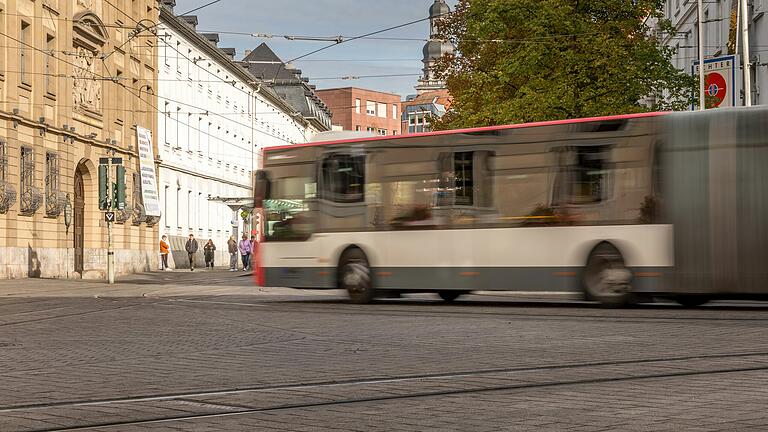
[416,0,454,94]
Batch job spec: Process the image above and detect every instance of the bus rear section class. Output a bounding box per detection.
[256,113,681,306]
[659,106,768,303]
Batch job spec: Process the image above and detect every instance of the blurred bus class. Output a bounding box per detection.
[252,107,768,307]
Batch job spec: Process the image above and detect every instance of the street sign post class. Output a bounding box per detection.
[98,158,125,285]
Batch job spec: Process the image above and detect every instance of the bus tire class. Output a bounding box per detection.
[338,248,374,304]
[675,296,709,307]
[583,242,635,308]
[438,291,464,302]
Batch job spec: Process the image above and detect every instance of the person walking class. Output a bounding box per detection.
[227,236,238,271]
[159,235,171,271]
[238,234,252,271]
[185,234,199,271]
[204,239,216,269]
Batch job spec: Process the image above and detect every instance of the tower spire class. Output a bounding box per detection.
[417,0,453,94]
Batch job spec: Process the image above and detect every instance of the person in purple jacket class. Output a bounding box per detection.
[238,234,252,271]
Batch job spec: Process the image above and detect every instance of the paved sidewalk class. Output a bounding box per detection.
[0,269,335,298]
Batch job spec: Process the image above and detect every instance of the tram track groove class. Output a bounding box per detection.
[25,362,768,432]
[164,297,768,323]
[3,350,768,413]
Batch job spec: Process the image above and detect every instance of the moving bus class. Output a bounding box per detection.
[253,107,768,307]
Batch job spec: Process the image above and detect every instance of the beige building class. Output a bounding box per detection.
[0,0,160,279]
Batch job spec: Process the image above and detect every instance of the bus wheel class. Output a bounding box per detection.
[438,291,464,302]
[339,249,374,304]
[675,296,709,307]
[583,243,634,307]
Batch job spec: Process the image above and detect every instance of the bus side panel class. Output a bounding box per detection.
[735,109,768,294]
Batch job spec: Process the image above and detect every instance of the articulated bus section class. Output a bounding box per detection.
[255,107,768,306]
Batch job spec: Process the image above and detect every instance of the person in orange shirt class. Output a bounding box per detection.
[159,235,171,271]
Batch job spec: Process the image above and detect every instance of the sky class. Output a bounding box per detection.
[173,0,459,99]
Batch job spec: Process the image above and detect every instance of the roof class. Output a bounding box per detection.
[265,111,667,152]
[402,89,453,111]
[242,43,302,82]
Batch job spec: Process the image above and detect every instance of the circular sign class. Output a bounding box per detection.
[705,72,727,108]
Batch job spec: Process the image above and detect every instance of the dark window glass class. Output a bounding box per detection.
[321,154,365,203]
[454,152,474,206]
[554,146,609,205]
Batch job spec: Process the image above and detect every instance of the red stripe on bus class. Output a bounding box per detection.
[264,112,668,152]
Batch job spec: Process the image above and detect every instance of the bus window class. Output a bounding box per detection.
[320,154,365,203]
[263,175,315,242]
[437,151,493,209]
[553,146,610,205]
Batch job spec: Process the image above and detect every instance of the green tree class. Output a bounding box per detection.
[432,0,696,130]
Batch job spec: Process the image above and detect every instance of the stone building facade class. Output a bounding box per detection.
[0,0,160,279]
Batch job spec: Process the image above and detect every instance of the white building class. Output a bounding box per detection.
[158,2,311,268]
[656,0,766,107]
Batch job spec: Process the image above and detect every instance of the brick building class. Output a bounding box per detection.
[316,88,402,136]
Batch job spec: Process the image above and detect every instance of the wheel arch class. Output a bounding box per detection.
[576,238,640,267]
[332,243,374,286]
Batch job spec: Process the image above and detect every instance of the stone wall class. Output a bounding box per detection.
[0,247,156,280]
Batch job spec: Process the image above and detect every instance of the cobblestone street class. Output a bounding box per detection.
[1,271,767,431]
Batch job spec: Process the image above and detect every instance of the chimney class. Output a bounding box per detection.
[161,0,176,12]
[201,33,220,46]
[180,15,198,30]
[221,48,236,59]
[244,49,252,58]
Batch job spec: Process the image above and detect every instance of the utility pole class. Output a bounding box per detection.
[741,0,752,106]
[698,0,706,111]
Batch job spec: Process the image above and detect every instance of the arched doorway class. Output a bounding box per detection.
[74,164,86,274]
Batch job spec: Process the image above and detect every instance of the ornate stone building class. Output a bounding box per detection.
[0,0,160,279]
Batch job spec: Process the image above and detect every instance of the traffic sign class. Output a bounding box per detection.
[692,55,736,109]
[104,211,116,223]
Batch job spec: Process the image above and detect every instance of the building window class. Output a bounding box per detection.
[355,125,361,131]
[378,128,386,136]
[45,153,62,216]
[20,21,30,85]
[164,185,170,228]
[0,8,5,80]
[20,147,41,214]
[377,102,387,118]
[45,34,55,95]
[366,126,375,132]
[132,172,145,225]
[393,130,398,135]
[355,98,361,114]
[392,104,398,120]
[366,101,375,116]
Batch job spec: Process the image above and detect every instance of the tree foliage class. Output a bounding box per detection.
[432,0,696,130]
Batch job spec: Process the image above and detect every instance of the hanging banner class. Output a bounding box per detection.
[136,126,162,217]
[692,55,736,110]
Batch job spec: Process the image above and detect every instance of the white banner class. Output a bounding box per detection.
[136,126,161,217]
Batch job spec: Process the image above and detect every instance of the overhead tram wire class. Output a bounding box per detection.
[287,10,455,63]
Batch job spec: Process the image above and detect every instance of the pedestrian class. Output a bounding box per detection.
[159,235,171,271]
[227,235,238,271]
[185,234,199,271]
[204,239,216,269]
[238,234,252,271]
